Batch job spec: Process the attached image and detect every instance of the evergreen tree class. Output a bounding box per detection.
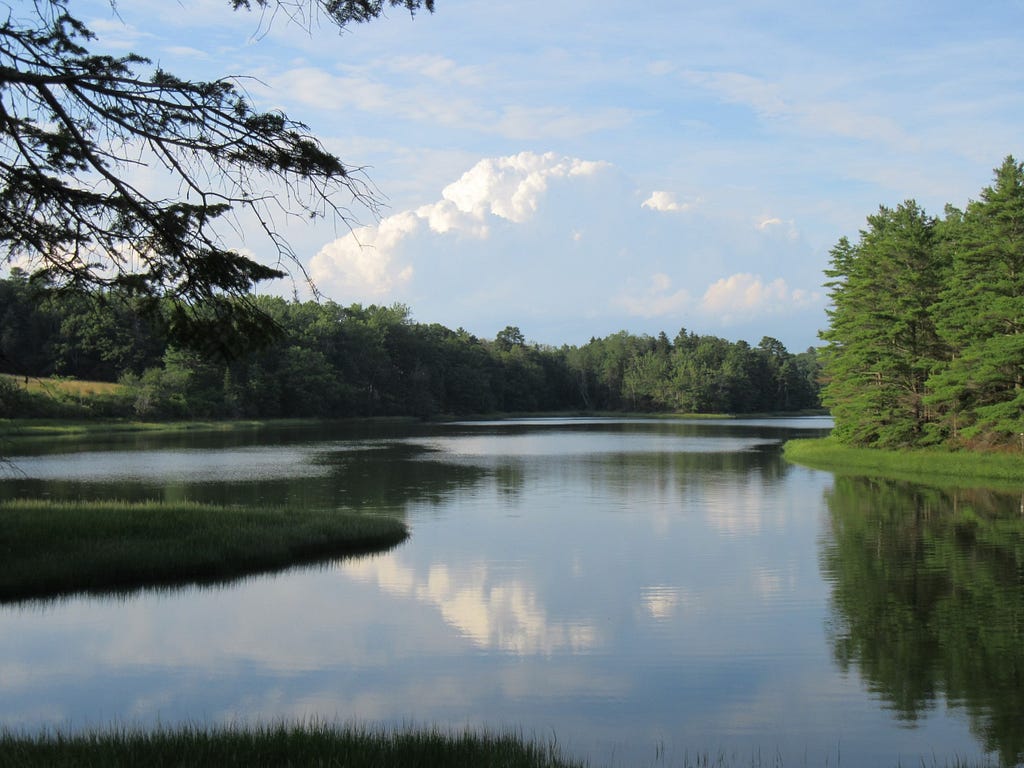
[820,202,948,446]
[928,157,1024,447]
[0,0,433,350]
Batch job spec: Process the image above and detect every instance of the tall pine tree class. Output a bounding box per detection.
[821,202,948,447]
[928,157,1024,447]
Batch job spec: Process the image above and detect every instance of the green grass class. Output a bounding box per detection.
[783,436,1024,485]
[0,499,408,602]
[0,723,585,768]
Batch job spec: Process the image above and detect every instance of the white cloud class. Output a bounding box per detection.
[386,54,486,87]
[642,190,696,213]
[309,212,419,296]
[310,152,612,299]
[755,215,800,240]
[699,273,818,323]
[441,151,608,223]
[305,150,826,349]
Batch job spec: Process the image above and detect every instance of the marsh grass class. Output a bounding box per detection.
[0,499,408,602]
[0,725,999,768]
[0,723,586,768]
[783,437,1024,486]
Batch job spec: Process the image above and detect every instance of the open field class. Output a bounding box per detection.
[1,374,125,397]
[0,499,408,602]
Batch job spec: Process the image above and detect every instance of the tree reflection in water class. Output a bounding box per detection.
[820,476,1024,765]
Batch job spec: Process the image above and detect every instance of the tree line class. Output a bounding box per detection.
[0,270,821,419]
[821,155,1024,450]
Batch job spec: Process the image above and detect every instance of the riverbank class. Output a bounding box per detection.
[783,436,1024,484]
[0,499,408,603]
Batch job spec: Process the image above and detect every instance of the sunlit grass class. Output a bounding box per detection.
[783,436,1024,485]
[0,499,408,602]
[2,373,124,397]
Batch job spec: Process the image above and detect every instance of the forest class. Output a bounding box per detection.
[0,270,821,420]
[821,155,1024,450]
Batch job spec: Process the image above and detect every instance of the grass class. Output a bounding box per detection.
[0,417,287,439]
[0,724,1001,767]
[0,499,408,603]
[783,436,1024,485]
[0,723,585,768]
[3,374,126,398]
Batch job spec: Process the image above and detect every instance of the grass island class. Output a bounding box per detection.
[0,498,407,603]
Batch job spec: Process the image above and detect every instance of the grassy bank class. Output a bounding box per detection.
[0,499,407,602]
[0,724,584,768]
[784,436,1024,484]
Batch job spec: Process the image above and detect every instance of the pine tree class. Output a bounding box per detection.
[820,203,948,446]
[928,157,1024,447]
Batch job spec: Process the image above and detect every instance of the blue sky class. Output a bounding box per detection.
[74,0,1024,350]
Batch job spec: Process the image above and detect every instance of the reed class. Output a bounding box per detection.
[0,724,998,767]
[0,723,585,768]
[0,499,408,602]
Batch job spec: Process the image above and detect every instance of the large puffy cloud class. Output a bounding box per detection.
[439,152,610,222]
[310,151,609,297]
[309,213,419,296]
[307,150,825,349]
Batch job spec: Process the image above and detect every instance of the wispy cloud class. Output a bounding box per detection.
[613,273,692,317]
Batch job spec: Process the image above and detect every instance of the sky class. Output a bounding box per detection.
[67,0,1024,351]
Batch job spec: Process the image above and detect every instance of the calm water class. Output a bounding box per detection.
[1,417,1022,766]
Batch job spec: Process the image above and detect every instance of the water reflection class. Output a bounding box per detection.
[3,416,1005,765]
[820,477,1024,765]
[344,555,600,654]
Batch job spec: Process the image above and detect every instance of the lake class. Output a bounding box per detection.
[1,416,1021,766]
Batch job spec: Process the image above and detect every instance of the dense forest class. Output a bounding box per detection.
[821,156,1024,450]
[0,270,821,419]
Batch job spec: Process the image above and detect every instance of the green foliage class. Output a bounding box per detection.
[0,0,433,347]
[0,274,822,419]
[820,202,947,447]
[821,156,1024,450]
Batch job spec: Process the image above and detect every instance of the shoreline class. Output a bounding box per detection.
[783,436,1024,485]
